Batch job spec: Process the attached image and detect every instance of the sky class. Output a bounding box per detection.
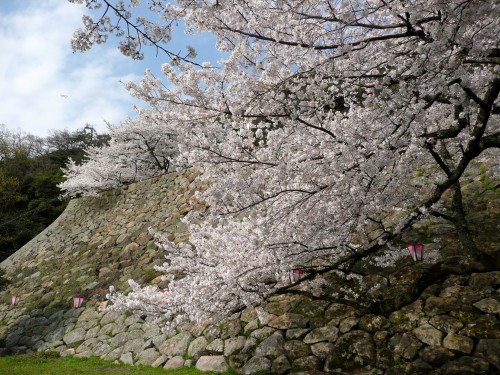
[0,0,223,137]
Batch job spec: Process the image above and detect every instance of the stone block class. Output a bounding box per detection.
[63,328,86,347]
[250,326,277,340]
[151,333,167,348]
[220,319,242,339]
[311,342,334,360]
[163,355,184,370]
[128,323,143,332]
[469,271,500,289]
[243,319,259,334]
[268,313,309,329]
[459,316,500,339]
[413,324,443,346]
[429,315,463,333]
[92,342,113,357]
[389,300,424,332]
[84,326,100,340]
[228,354,250,369]
[292,355,321,372]
[77,319,98,331]
[135,348,161,366]
[265,299,293,316]
[123,338,150,353]
[202,325,221,342]
[443,333,474,354]
[186,336,207,359]
[159,331,193,356]
[224,336,246,356]
[76,338,98,354]
[284,340,311,358]
[359,314,389,333]
[324,303,356,321]
[102,347,122,361]
[475,339,500,366]
[206,338,224,354]
[255,333,285,358]
[151,354,167,368]
[100,311,123,325]
[339,316,359,333]
[425,296,459,316]
[303,326,339,344]
[473,298,500,314]
[324,331,376,372]
[240,307,257,323]
[286,328,310,340]
[373,330,389,347]
[450,306,482,324]
[196,355,229,372]
[119,352,134,365]
[388,332,422,360]
[98,323,116,336]
[109,332,129,348]
[290,299,329,318]
[272,355,291,375]
[143,324,160,339]
[419,346,455,366]
[45,326,65,343]
[255,307,274,326]
[440,356,490,375]
[60,348,75,357]
[241,356,271,375]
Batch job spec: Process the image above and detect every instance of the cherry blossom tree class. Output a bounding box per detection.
[59,107,177,196]
[67,0,499,325]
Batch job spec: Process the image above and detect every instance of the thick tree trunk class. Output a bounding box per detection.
[450,182,480,259]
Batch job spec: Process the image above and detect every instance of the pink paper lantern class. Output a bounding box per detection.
[288,269,304,283]
[11,295,21,305]
[407,244,424,262]
[73,296,84,308]
[365,82,376,95]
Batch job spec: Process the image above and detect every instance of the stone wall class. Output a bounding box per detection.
[0,271,498,374]
[0,169,499,374]
[0,169,204,306]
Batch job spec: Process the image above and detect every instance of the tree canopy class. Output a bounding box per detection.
[0,125,109,262]
[59,112,177,196]
[67,0,499,326]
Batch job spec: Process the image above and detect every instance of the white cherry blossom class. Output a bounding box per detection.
[66,0,499,325]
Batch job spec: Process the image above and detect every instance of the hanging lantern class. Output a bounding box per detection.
[11,295,21,306]
[288,269,304,283]
[73,296,84,308]
[365,82,376,95]
[407,244,424,262]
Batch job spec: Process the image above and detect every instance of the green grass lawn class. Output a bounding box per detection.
[0,352,237,375]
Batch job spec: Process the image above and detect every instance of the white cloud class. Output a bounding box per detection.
[0,0,143,137]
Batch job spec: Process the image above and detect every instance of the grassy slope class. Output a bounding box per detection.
[0,352,237,375]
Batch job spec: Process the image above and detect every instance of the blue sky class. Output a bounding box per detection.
[0,0,224,137]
